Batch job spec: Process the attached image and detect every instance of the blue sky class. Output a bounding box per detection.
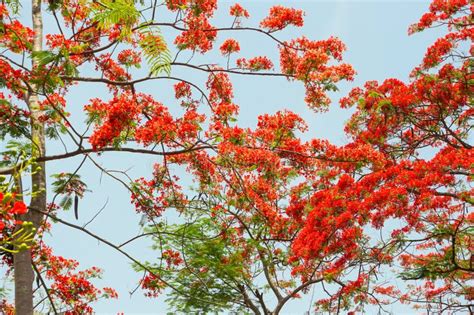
[4,0,441,313]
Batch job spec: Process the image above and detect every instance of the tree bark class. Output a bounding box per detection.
[14,0,45,314]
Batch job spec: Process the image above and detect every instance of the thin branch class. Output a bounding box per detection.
[32,262,58,315]
[38,144,213,162]
[29,207,229,309]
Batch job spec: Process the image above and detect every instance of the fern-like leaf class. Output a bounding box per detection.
[139,28,172,76]
[92,0,139,39]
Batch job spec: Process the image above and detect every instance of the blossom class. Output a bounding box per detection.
[174,81,192,99]
[260,6,304,31]
[230,3,249,18]
[236,56,273,71]
[11,202,27,215]
[220,39,241,55]
[117,49,142,67]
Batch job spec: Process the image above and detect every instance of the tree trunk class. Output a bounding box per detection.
[13,0,45,314]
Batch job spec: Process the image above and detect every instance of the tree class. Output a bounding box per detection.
[0,0,471,314]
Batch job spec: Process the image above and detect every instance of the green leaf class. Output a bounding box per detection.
[138,27,172,76]
[4,0,21,15]
[60,195,73,210]
[32,50,59,67]
[91,0,140,39]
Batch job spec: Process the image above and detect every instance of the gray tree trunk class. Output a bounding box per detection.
[13,0,45,314]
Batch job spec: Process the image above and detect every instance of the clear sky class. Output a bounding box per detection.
[5,0,440,313]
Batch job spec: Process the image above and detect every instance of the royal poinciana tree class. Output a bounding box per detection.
[0,0,472,314]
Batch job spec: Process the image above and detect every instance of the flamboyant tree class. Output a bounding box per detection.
[0,0,471,314]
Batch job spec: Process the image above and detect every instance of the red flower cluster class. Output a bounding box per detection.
[260,6,304,32]
[117,49,142,68]
[85,93,141,149]
[95,53,131,83]
[34,243,118,314]
[131,164,186,219]
[220,39,241,55]
[174,81,193,99]
[162,249,184,267]
[408,0,471,69]
[141,273,165,298]
[0,60,27,99]
[0,192,28,232]
[0,20,34,53]
[229,3,249,18]
[171,0,218,52]
[175,15,217,52]
[165,0,187,10]
[280,36,355,110]
[236,56,274,71]
[409,0,470,33]
[206,71,239,123]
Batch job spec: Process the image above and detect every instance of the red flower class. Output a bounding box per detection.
[11,201,27,215]
[236,56,273,71]
[220,39,241,55]
[230,3,249,18]
[260,6,304,32]
[174,81,192,99]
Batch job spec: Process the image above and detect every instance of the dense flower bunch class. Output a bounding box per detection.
[117,49,142,68]
[280,36,355,110]
[260,6,304,32]
[0,7,34,53]
[229,3,249,18]
[220,39,241,55]
[169,0,218,52]
[34,243,118,314]
[206,71,239,124]
[409,0,472,69]
[95,53,131,83]
[86,90,206,150]
[0,60,27,99]
[141,272,166,298]
[85,93,141,149]
[174,81,193,100]
[175,15,217,52]
[229,3,249,27]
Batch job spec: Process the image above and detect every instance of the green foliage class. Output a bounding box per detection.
[0,140,32,170]
[0,99,30,140]
[45,125,68,140]
[45,0,64,12]
[136,215,252,314]
[139,27,172,76]
[32,50,59,66]
[91,0,140,39]
[51,173,88,211]
[31,50,79,92]
[3,0,21,15]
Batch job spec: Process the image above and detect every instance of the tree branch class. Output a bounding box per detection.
[37,145,213,162]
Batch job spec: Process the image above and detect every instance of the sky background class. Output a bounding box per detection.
[3,0,442,313]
